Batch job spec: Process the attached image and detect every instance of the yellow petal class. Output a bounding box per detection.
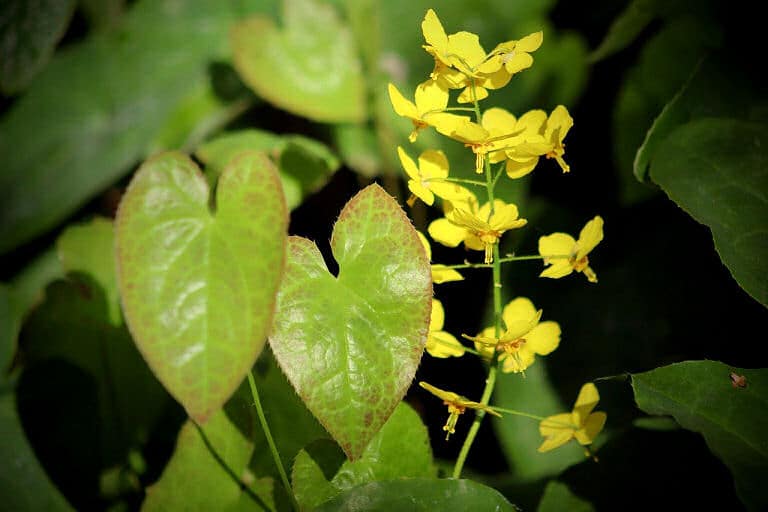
[525,320,561,355]
[421,9,449,59]
[504,52,534,74]
[572,383,600,427]
[478,67,512,90]
[539,260,573,279]
[501,297,538,327]
[415,79,449,114]
[426,331,466,358]
[500,347,535,373]
[419,381,460,403]
[546,105,573,143]
[482,107,518,136]
[447,31,487,70]
[397,146,420,181]
[430,112,476,138]
[539,232,575,260]
[430,182,473,202]
[428,218,467,247]
[575,216,604,261]
[432,265,464,284]
[476,54,503,74]
[505,157,539,179]
[517,31,544,52]
[429,298,445,331]
[538,413,575,452]
[489,202,526,232]
[388,83,418,118]
[408,181,435,205]
[444,119,489,143]
[517,109,547,132]
[537,429,574,452]
[418,149,449,180]
[457,85,489,104]
[449,208,490,233]
[574,412,607,445]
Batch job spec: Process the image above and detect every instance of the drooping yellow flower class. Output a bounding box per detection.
[425,299,465,358]
[397,146,473,207]
[429,199,527,264]
[416,232,464,284]
[506,105,573,174]
[388,79,469,143]
[419,381,501,440]
[483,31,544,76]
[538,216,603,283]
[467,297,561,374]
[538,382,607,454]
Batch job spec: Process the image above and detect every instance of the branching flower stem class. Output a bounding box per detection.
[247,371,299,511]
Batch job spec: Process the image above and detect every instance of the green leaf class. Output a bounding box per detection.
[0,0,76,94]
[19,277,172,472]
[0,285,14,385]
[537,481,594,512]
[231,0,366,123]
[56,217,121,324]
[0,393,73,511]
[632,360,768,511]
[0,0,270,255]
[648,118,768,307]
[590,0,667,62]
[142,409,275,511]
[314,478,518,511]
[78,0,124,31]
[196,129,339,210]
[269,184,431,459]
[115,151,288,421]
[292,402,436,509]
[494,363,585,482]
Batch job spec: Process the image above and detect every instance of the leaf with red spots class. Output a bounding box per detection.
[269,184,431,460]
[115,151,287,422]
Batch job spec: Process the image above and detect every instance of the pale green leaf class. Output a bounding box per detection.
[269,184,431,459]
[115,151,287,421]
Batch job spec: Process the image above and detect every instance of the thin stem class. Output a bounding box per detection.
[452,106,503,478]
[247,372,299,511]
[427,177,487,187]
[441,254,568,270]
[490,407,549,422]
[445,107,477,112]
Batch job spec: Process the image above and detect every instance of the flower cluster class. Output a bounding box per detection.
[391,9,606,464]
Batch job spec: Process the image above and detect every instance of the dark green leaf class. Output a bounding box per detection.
[0,0,76,94]
[0,0,271,255]
[0,393,73,511]
[231,0,366,123]
[142,410,275,511]
[314,478,517,511]
[292,402,436,509]
[537,481,593,512]
[269,184,431,459]
[115,151,287,421]
[649,118,768,306]
[633,360,768,511]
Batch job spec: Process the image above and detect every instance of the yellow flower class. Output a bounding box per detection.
[538,216,604,283]
[388,79,468,143]
[397,146,472,207]
[467,297,560,374]
[429,199,527,264]
[419,381,501,440]
[425,299,465,358]
[538,382,607,454]
[416,232,464,284]
[484,31,544,76]
[506,105,573,174]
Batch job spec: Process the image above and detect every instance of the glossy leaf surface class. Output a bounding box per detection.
[633,360,768,511]
[269,184,431,459]
[115,152,287,421]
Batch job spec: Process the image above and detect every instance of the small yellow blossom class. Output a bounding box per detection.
[467,297,560,374]
[538,382,607,454]
[483,31,544,76]
[388,80,469,143]
[416,232,464,284]
[429,199,527,264]
[425,299,465,358]
[397,146,473,207]
[506,105,573,174]
[419,381,501,439]
[538,216,604,283]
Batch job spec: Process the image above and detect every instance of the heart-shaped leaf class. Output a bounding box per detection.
[115,151,287,422]
[269,184,431,459]
[231,0,366,123]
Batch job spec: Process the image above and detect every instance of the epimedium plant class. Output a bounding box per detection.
[112,7,608,509]
[2,0,767,511]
